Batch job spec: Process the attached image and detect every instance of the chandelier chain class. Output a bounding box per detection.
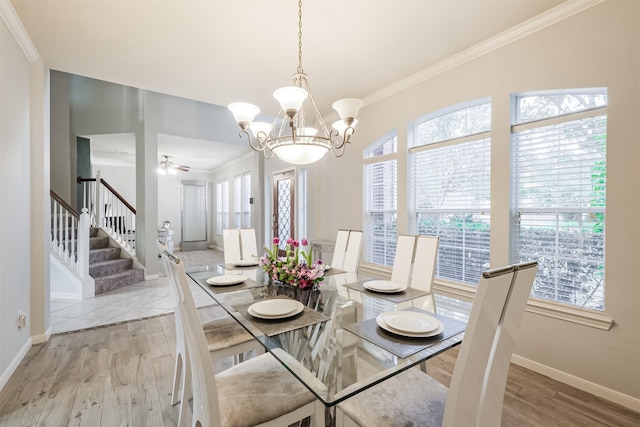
[297,0,303,74]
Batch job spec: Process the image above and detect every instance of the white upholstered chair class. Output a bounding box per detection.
[342,230,363,273]
[239,228,258,261]
[390,234,417,285]
[168,255,326,427]
[331,229,350,270]
[158,244,263,427]
[335,261,538,427]
[222,228,241,265]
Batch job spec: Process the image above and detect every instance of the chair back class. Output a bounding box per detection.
[222,228,241,264]
[409,235,439,292]
[390,235,416,285]
[168,255,223,427]
[443,261,538,427]
[239,228,258,260]
[342,230,363,273]
[331,229,349,269]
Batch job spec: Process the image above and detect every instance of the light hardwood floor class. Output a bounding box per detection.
[1,249,638,426]
[0,313,637,426]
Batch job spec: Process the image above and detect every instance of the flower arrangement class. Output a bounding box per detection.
[259,237,325,289]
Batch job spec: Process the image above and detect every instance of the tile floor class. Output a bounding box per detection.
[50,249,220,334]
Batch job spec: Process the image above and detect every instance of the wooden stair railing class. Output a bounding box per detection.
[78,172,136,254]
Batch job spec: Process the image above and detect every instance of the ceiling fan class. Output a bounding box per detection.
[157,155,190,175]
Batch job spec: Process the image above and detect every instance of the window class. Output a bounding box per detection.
[234,175,242,227]
[363,134,397,266]
[511,89,607,310]
[233,172,252,228]
[409,100,491,285]
[216,181,222,234]
[222,179,229,230]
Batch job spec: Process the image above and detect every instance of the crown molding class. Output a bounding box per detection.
[0,0,39,62]
[364,0,607,107]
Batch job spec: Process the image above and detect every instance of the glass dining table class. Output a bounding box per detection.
[186,263,472,414]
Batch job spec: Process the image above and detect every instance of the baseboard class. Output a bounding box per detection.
[511,354,640,413]
[0,338,31,392]
[31,325,52,345]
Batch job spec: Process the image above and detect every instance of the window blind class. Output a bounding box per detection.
[512,114,607,310]
[410,138,491,285]
[364,159,397,266]
[242,173,251,228]
[216,181,222,234]
[234,175,241,228]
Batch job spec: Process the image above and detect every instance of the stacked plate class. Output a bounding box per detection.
[206,275,247,286]
[363,280,407,293]
[376,310,444,337]
[248,299,304,320]
[232,260,259,267]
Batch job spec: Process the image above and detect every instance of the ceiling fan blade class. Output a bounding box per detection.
[175,166,190,172]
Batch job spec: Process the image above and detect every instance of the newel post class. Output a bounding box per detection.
[78,207,95,298]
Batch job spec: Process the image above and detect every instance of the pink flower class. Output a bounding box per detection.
[293,240,299,248]
[286,237,294,245]
[301,238,308,246]
[273,237,280,245]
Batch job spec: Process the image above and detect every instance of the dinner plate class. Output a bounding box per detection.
[363,280,407,293]
[376,312,444,338]
[248,300,304,319]
[382,311,441,334]
[232,260,259,267]
[206,275,247,286]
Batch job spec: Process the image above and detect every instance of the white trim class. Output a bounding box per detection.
[511,354,640,413]
[31,326,52,345]
[0,0,39,62]
[363,0,606,107]
[433,279,613,330]
[0,338,31,392]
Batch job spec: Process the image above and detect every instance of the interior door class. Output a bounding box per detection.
[272,170,295,256]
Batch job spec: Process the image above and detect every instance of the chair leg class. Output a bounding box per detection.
[177,359,191,427]
[171,353,183,406]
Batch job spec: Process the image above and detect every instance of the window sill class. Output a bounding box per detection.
[359,264,614,330]
[430,279,614,331]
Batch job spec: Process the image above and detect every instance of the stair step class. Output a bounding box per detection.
[90,236,109,250]
[90,258,133,277]
[89,247,121,263]
[94,268,145,294]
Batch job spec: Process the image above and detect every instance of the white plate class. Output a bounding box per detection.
[382,311,441,334]
[363,280,407,293]
[232,260,259,267]
[376,312,444,338]
[206,275,247,286]
[248,300,304,319]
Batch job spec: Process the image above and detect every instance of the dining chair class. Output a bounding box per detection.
[158,243,264,427]
[331,229,350,269]
[335,261,538,427]
[342,230,363,273]
[222,228,241,265]
[169,255,326,427]
[239,228,258,261]
[390,234,417,285]
[410,235,439,312]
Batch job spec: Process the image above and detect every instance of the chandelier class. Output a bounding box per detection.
[227,0,363,165]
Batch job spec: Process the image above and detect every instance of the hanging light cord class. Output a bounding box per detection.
[297,0,304,75]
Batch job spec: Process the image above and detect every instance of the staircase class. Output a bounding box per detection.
[89,227,144,294]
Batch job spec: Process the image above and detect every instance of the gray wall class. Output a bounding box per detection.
[313,1,640,401]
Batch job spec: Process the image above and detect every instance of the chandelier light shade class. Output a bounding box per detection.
[227,0,363,165]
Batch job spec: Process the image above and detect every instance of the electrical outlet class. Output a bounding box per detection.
[17,311,26,329]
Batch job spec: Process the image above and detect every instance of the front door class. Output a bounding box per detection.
[272,170,295,256]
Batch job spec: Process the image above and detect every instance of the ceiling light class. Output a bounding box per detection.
[228,0,363,165]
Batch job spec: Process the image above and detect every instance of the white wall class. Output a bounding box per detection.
[0,17,32,387]
[315,1,640,402]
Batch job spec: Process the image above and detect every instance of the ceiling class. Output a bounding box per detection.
[11,0,566,171]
